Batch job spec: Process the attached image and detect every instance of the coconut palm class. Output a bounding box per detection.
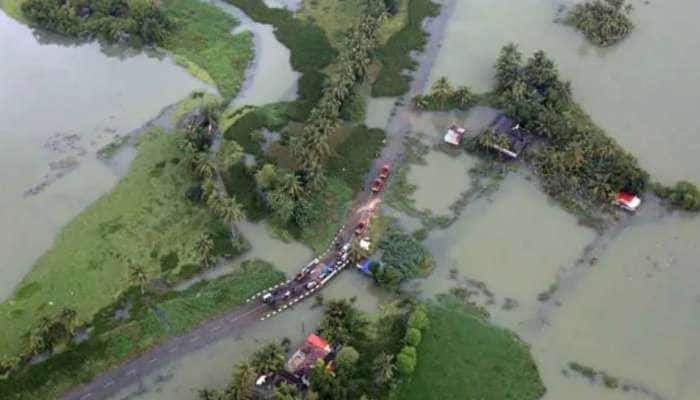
[194,232,215,267]
[227,361,256,400]
[279,173,304,200]
[196,157,216,180]
[128,262,148,295]
[219,196,244,225]
[373,352,395,385]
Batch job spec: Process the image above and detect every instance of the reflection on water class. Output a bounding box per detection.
[0,10,209,301]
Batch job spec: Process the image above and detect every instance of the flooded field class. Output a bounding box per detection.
[414,0,700,399]
[430,0,700,184]
[108,269,386,400]
[0,11,209,300]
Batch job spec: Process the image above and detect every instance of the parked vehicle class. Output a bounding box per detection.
[306,281,318,290]
[354,221,367,235]
[371,178,384,193]
[262,293,273,303]
[615,191,641,212]
[379,164,391,180]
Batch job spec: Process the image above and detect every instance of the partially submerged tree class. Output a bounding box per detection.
[566,0,634,46]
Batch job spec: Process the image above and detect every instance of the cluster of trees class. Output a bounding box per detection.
[476,127,514,154]
[309,300,429,400]
[180,103,246,267]
[566,0,634,46]
[412,77,475,111]
[198,341,291,400]
[652,181,700,212]
[21,0,171,45]
[291,7,385,190]
[1,308,80,379]
[200,300,430,399]
[375,227,434,288]
[493,44,649,206]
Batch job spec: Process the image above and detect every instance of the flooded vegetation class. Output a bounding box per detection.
[3,0,700,399]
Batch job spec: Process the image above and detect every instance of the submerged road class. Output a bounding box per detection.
[62,2,456,399]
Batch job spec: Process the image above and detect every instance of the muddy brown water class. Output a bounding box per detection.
[408,1,700,399]
[0,10,210,301]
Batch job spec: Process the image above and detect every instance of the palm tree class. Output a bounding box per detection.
[250,342,286,374]
[372,352,395,385]
[196,157,216,180]
[227,361,256,400]
[128,262,148,295]
[219,196,244,225]
[349,238,369,264]
[194,233,215,268]
[280,173,304,200]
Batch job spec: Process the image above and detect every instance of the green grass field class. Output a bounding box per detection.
[0,129,232,358]
[161,0,253,99]
[396,298,546,400]
[0,260,283,400]
[0,0,25,21]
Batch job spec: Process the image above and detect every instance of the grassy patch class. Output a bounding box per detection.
[161,0,253,99]
[222,162,270,221]
[0,261,283,400]
[372,0,440,97]
[396,297,545,400]
[299,177,353,252]
[222,104,288,156]
[0,0,26,22]
[0,129,231,357]
[327,124,386,190]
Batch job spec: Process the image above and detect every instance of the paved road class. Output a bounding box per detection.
[61,2,455,399]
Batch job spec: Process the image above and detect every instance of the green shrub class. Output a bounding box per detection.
[405,328,422,347]
[378,226,435,286]
[652,181,700,211]
[396,346,417,376]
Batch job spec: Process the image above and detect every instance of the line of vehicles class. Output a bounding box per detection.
[262,163,392,310]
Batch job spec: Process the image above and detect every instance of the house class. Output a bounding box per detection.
[483,114,532,159]
[285,333,334,383]
[443,125,466,146]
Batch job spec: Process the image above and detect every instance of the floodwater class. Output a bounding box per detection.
[364,97,396,130]
[0,10,209,301]
[412,1,700,399]
[208,0,300,107]
[108,266,386,400]
[429,0,700,184]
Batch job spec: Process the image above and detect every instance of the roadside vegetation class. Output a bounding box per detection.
[201,299,430,400]
[396,296,545,400]
[566,0,634,47]
[375,226,435,288]
[0,260,283,399]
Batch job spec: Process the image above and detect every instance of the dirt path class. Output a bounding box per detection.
[61,3,456,399]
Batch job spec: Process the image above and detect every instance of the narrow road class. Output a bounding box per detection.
[62,2,456,399]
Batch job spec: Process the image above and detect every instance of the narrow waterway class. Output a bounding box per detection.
[0,10,210,301]
[208,0,300,107]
